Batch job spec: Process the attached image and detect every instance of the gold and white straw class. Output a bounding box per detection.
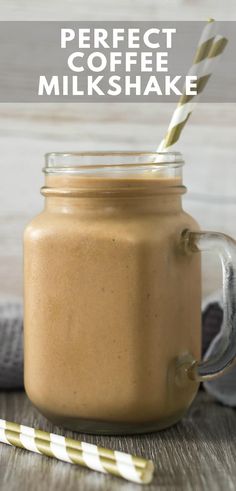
[158,20,228,151]
[0,419,154,484]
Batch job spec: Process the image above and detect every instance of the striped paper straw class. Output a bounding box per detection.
[158,21,228,151]
[0,419,154,484]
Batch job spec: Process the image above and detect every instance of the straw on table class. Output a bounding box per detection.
[158,21,228,151]
[0,419,154,484]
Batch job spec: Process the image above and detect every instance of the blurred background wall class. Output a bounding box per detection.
[1,0,236,299]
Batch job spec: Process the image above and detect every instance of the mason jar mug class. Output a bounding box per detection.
[24,152,236,434]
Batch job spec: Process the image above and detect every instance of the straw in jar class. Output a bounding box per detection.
[158,20,228,152]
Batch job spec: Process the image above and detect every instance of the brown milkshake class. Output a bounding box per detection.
[24,152,201,434]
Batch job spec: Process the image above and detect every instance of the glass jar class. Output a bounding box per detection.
[24,152,236,434]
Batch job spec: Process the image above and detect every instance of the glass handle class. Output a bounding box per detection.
[181,229,236,382]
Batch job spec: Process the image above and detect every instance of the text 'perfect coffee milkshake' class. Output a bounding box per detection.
[24,152,201,434]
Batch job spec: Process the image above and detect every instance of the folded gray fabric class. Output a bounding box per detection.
[202,291,236,407]
[0,301,23,389]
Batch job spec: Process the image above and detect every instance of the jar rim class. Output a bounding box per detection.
[44,151,184,176]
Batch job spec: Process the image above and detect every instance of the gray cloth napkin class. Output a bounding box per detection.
[0,301,23,389]
[0,297,235,406]
[202,291,236,407]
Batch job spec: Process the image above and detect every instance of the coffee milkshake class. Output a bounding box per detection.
[24,153,201,434]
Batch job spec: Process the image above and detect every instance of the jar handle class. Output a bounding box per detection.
[180,229,236,382]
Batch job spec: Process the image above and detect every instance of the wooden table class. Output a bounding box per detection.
[0,390,235,490]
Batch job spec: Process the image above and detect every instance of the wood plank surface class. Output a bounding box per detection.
[0,391,236,490]
[1,0,236,21]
